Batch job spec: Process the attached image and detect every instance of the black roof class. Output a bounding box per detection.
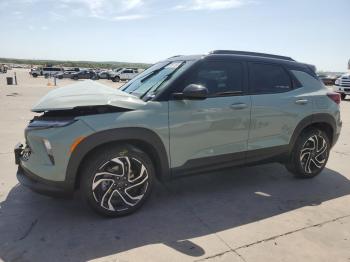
[165,50,314,72]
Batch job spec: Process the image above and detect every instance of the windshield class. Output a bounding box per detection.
[122,60,192,99]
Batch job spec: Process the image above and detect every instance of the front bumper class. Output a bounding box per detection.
[15,143,73,198]
[335,87,350,95]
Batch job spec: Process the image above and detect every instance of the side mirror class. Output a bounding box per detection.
[173,84,209,100]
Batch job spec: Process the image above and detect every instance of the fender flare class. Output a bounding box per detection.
[65,127,170,189]
[289,113,336,151]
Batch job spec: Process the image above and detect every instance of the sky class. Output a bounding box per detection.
[0,0,349,72]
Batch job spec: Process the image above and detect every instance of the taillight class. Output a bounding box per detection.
[327,92,341,105]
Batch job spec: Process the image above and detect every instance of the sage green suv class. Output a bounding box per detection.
[15,50,342,217]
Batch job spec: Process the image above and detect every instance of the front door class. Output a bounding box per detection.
[168,59,251,173]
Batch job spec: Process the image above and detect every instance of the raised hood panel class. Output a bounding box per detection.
[32,80,146,112]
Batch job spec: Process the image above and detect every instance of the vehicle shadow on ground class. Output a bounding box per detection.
[0,163,349,261]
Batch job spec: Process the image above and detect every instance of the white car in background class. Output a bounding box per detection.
[335,74,350,100]
[30,67,63,78]
[110,68,140,82]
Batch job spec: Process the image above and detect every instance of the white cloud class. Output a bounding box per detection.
[113,14,146,20]
[175,0,246,11]
[121,0,143,11]
[49,11,66,21]
[59,0,144,19]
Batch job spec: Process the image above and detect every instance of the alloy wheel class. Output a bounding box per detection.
[300,134,328,174]
[92,156,149,212]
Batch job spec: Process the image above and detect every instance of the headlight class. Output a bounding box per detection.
[28,119,76,129]
[43,138,55,164]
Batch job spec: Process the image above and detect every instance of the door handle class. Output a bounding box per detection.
[295,99,309,105]
[230,103,248,110]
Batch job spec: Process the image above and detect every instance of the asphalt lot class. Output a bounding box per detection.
[0,69,349,262]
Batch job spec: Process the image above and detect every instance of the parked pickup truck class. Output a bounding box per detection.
[335,74,350,100]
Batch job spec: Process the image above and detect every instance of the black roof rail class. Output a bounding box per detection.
[210,50,295,62]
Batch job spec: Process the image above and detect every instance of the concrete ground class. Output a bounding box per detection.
[0,69,349,262]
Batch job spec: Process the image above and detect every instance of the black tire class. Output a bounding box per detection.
[286,128,330,178]
[80,144,154,217]
[32,73,38,78]
[73,75,79,80]
[112,76,120,82]
[341,94,346,100]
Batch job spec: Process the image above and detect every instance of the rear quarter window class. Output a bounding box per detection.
[249,63,292,94]
[291,70,325,90]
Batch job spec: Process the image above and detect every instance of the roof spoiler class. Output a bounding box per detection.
[304,63,317,73]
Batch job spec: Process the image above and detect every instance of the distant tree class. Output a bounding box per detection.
[0,58,151,70]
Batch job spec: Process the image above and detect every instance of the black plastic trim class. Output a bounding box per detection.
[16,165,72,198]
[171,145,289,177]
[288,113,337,151]
[66,127,170,187]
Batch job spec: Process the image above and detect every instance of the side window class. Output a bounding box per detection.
[184,61,243,95]
[249,63,291,94]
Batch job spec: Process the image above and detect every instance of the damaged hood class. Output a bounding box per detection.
[32,80,146,112]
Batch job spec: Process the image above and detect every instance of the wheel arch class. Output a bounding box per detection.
[289,113,336,152]
[65,127,170,190]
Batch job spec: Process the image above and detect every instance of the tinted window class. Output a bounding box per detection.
[184,61,243,95]
[250,63,291,94]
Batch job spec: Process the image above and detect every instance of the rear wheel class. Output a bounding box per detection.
[80,145,154,217]
[341,94,346,100]
[286,128,330,178]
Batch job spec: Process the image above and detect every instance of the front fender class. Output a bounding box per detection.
[65,127,170,189]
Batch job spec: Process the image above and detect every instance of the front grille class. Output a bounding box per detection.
[339,79,350,87]
[345,88,350,92]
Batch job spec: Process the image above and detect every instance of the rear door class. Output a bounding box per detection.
[168,59,251,171]
[247,62,313,159]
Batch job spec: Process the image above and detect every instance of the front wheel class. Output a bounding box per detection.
[286,129,330,178]
[112,76,120,82]
[80,145,154,217]
[341,94,346,100]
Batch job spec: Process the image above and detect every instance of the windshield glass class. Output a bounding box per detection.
[122,60,191,98]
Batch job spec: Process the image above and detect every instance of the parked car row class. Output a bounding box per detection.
[29,66,142,82]
[317,74,339,86]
